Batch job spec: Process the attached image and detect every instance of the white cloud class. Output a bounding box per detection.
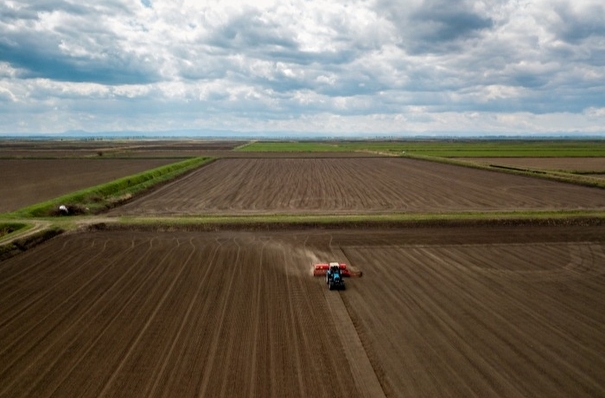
[0,0,603,135]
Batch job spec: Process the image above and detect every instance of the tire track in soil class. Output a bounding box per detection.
[247,237,271,398]
[326,245,386,398]
[343,246,513,397]
[111,158,605,216]
[0,235,98,317]
[215,236,257,398]
[442,243,605,351]
[0,235,166,396]
[49,237,185,398]
[343,243,605,397]
[0,234,87,290]
[19,237,179,397]
[441,243,605,353]
[4,229,603,397]
[421,245,605,396]
[97,237,197,397]
[0,237,110,335]
[0,236,148,382]
[195,238,241,398]
[424,244,605,394]
[282,247,307,397]
[401,247,528,397]
[143,238,223,398]
[149,236,229,397]
[275,237,359,397]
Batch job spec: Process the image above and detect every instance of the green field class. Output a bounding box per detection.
[237,141,348,152]
[0,222,27,238]
[239,140,605,157]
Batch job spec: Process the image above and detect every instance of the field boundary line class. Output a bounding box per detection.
[323,246,386,397]
[403,153,605,190]
[322,285,386,397]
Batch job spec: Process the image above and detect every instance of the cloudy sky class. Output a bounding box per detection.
[1,0,604,136]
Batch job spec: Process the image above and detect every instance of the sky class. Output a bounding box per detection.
[1,0,604,137]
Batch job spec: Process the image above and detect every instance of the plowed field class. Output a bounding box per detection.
[112,158,605,216]
[0,140,245,158]
[0,159,176,213]
[2,226,605,397]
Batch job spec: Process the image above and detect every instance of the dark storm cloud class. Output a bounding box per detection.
[375,0,493,54]
[0,40,157,85]
[206,10,298,53]
[0,1,89,21]
[202,9,362,67]
[410,0,493,42]
[550,2,605,43]
[0,1,155,84]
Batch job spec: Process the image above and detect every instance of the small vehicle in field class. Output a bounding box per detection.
[313,262,349,290]
[326,263,345,290]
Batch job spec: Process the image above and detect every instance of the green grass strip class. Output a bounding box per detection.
[237,140,605,157]
[336,140,605,157]
[237,142,349,152]
[404,153,605,190]
[11,157,213,218]
[0,222,29,240]
[114,209,605,226]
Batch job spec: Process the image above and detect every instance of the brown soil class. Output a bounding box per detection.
[0,140,246,158]
[1,226,604,397]
[0,159,176,213]
[111,158,605,216]
[464,157,605,172]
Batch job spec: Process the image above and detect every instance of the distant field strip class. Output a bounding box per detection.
[112,158,605,216]
[0,159,177,213]
[465,157,605,172]
[239,140,605,157]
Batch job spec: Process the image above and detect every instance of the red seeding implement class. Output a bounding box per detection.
[313,262,363,278]
[313,262,350,277]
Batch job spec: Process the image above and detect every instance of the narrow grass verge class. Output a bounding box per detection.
[12,157,213,218]
[237,142,347,152]
[96,210,605,231]
[404,153,605,189]
[0,222,29,240]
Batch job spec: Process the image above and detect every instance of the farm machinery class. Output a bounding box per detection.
[313,262,361,290]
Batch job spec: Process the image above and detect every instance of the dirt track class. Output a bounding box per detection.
[1,226,604,397]
[112,158,605,216]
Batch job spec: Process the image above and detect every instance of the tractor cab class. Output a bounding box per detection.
[326,262,345,290]
[329,262,341,274]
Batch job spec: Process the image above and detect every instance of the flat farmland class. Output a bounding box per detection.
[1,226,605,397]
[465,157,605,172]
[0,159,176,213]
[0,140,245,158]
[116,151,383,158]
[112,158,605,216]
